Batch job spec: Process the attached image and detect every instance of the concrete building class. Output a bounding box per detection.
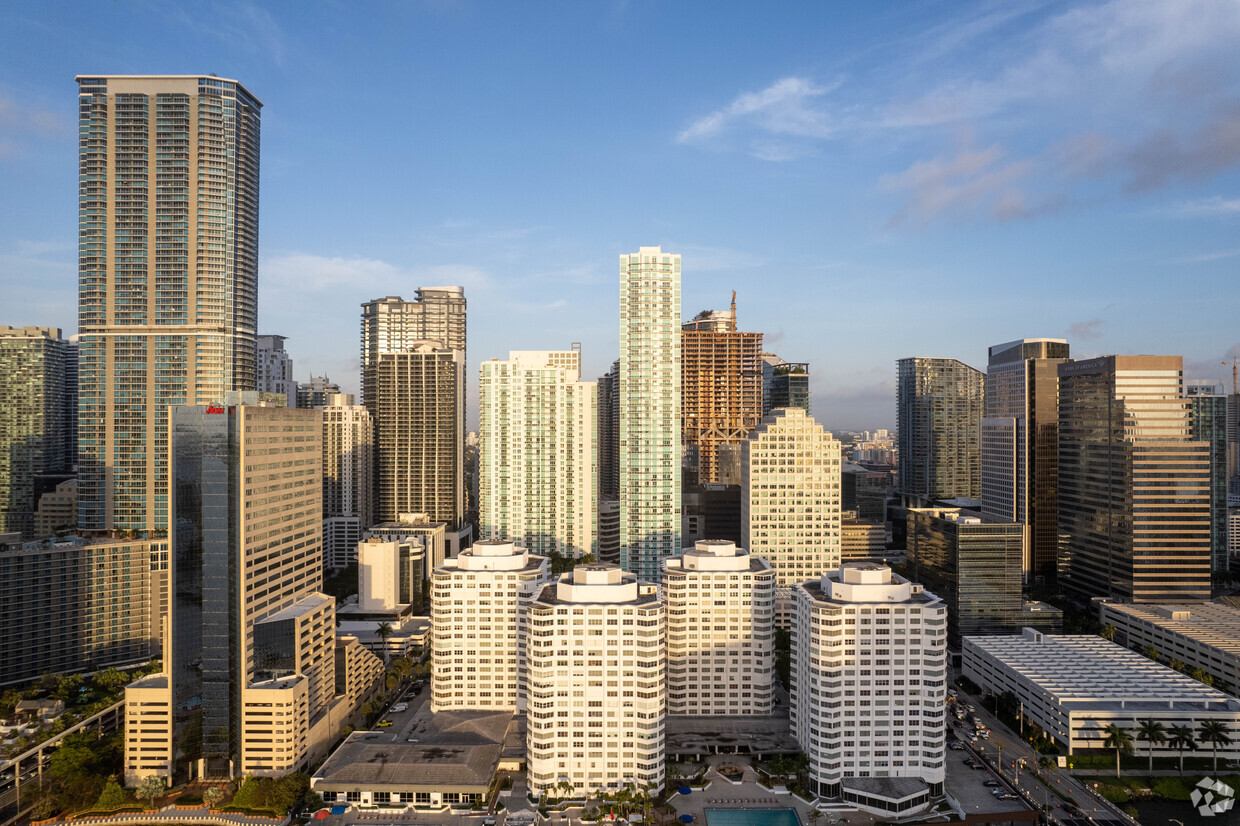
[526,564,665,796]
[479,349,598,558]
[897,357,985,501]
[981,338,1071,583]
[0,536,166,687]
[1099,601,1240,696]
[841,516,888,562]
[76,75,261,534]
[430,539,550,712]
[597,359,620,502]
[367,513,448,579]
[681,305,763,485]
[791,564,948,813]
[907,507,1024,647]
[762,355,811,415]
[1058,356,1211,602]
[358,536,427,615]
[34,478,78,538]
[361,291,467,405]
[742,407,842,624]
[963,629,1240,758]
[297,375,341,410]
[124,404,354,784]
[1188,383,1231,572]
[619,247,682,581]
[321,393,374,568]
[598,500,620,566]
[257,334,296,408]
[663,540,775,716]
[0,326,70,538]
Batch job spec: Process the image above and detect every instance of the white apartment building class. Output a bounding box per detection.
[430,539,550,712]
[743,407,842,624]
[526,564,665,796]
[321,394,374,568]
[791,564,948,815]
[663,540,775,716]
[619,247,681,580]
[964,629,1240,758]
[479,350,598,558]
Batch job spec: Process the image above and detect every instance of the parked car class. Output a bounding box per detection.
[984,780,1001,787]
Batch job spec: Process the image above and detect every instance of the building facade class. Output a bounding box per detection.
[257,334,296,408]
[297,375,340,410]
[762,355,811,415]
[1188,383,1230,572]
[897,357,984,501]
[663,540,775,716]
[742,407,842,624]
[980,338,1071,583]
[619,247,681,580]
[0,326,70,538]
[1099,601,1240,697]
[791,564,947,810]
[321,393,374,568]
[430,539,550,712]
[1058,356,1212,602]
[479,350,598,558]
[526,564,665,796]
[76,75,261,534]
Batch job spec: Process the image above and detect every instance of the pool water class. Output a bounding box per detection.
[704,808,802,826]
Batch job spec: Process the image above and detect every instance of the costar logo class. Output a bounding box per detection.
[1191,776,1235,817]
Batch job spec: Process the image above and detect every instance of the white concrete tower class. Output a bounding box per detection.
[429,539,550,711]
[663,540,775,716]
[526,564,665,796]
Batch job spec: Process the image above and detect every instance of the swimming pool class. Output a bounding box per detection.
[704,808,802,826]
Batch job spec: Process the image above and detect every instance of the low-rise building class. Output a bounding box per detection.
[1099,601,1240,696]
[963,628,1240,757]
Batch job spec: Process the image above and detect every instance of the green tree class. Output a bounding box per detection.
[232,775,260,808]
[1135,719,1166,772]
[1191,667,1215,686]
[135,775,166,809]
[94,776,127,811]
[375,622,393,664]
[1198,720,1232,773]
[1102,724,1133,778]
[95,668,129,693]
[1099,624,1116,641]
[773,628,792,688]
[203,786,224,809]
[1168,725,1196,773]
[1169,659,1186,673]
[1143,644,1159,662]
[268,773,310,813]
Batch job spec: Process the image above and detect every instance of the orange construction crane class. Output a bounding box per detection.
[1224,360,1239,395]
[730,290,737,327]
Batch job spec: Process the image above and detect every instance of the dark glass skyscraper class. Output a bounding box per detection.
[1188,383,1230,572]
[897,357,985,501]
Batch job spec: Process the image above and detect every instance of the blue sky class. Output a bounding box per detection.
[3,0,1240,430]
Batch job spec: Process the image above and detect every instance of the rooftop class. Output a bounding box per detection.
[1102,601,1240,657]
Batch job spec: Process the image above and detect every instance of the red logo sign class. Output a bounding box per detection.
[206,405,225,414]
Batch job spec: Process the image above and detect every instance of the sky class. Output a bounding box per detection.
[3,0,1240,431]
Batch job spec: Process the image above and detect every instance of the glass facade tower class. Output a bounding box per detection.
[897,357,985,501]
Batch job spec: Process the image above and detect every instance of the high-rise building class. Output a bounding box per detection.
[124,403,346,783]
[742,407,842,625]
[1188,382,1231,573]
[762,355,811,415]
[257,335,296,408]
[0,326,70,538]
[525,564,665,796]
[76,75,261,534]
[791,563,947,812]
[980,339,1070,583]
[321,393,374,568]
[356,536,426,615]
[297,375,340,409]
[1058,356,1212,602]
[429,539,550,712]
[619,247,681,580]
[663,540,775,716]
[598,359,620,501]
[479,349,598,558]
[906,507,1024,647]
[362,291,469,551]
[897,357,985,501]
[681,305,764,485]
[64,335,79,472]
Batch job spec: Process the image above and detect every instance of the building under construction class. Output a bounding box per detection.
[681,295,764,485]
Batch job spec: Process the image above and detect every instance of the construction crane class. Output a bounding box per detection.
[730,290,737,328]
[1224,360,1239,395]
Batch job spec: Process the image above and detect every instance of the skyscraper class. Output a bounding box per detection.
[124,403,345,783]
[761,354,811,415]
[0,326,69,538]
[1058,356,1212,602]
[76,75,261,534]
[619,247,681,580]
[297,375,340,409]
[362,291,469,551]
[681,304,764,485]
[980,338,1071,583]
[1188,382,1230,573]
[479,349,598,558]
[897,357,985,501]
[257,334,296,408]
[742,407,842,625]
[321,393,374,568]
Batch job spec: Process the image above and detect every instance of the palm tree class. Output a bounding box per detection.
[1135,719,1166,771]
[1199,720,1232,773]
[1168,725,1197,773]
[1143,644,1159,662]
[1102,724,1133,778]
[1100,624,1117,641]
[375,621,393,664]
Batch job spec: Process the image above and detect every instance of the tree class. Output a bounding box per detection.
[135,775,166,810]
[1102,724,1133,778]
[95,668,129,693]
[1191,667,1215,687]
[1199,720,1232,773]
[1168,725,1197,773]
[1143,644,1159,662]
[203,786,224,809]
[375,622,394,664]
[94,776,127,811]
[1100,624,1116,641]
[1135,719,1166,772]
[268,773,310,813]
[1169,659,1186,673]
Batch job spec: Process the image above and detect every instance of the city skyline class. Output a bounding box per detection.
[2,2,1239,431]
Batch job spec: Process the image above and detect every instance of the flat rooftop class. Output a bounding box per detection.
[1103,601,1240,657]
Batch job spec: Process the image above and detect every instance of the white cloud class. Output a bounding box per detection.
[878,142,1035,227]
[1170,196,1240,217]
[676,76,838,153]
[261,253,492,294]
